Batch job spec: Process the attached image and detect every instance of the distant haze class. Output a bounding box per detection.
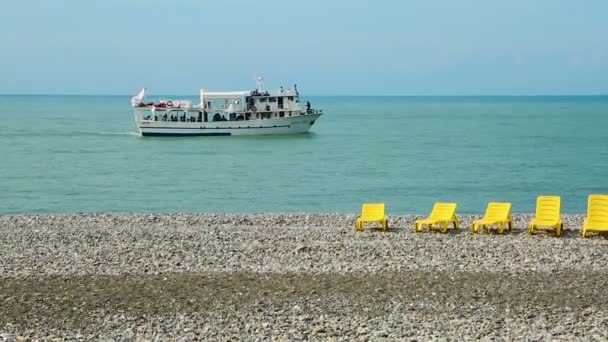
[1,0,607,95]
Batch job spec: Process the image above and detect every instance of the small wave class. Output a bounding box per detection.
[97,131,141,137]
[0,131,141,138]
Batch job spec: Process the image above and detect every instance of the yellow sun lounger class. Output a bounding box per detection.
[582,194,608,238]
[356,203,388,232]
[528,196,563,237]
[415,202,460,233]
[472,202,513,234]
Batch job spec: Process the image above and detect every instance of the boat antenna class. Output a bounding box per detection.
[255,75,264,92]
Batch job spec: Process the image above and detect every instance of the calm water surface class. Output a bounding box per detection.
[1,95,607,214]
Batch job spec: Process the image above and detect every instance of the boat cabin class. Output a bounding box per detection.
[203,88,302,121]
[133,85,318,124]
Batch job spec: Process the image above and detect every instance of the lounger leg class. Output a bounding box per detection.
[508,220,513,231]
[415,222,425,232]
[441,222,448,234]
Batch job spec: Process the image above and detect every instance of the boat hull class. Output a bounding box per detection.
[136,113,322,137]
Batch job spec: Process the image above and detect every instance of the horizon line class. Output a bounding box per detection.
[1,93,608,97]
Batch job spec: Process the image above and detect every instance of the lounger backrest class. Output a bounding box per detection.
[430,202,457,221]
[361,203,385,221]
[483,202,512,221]
[588,194,608,225]
[535,196,561,221]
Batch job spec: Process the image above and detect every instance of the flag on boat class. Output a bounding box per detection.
[130,88,146,107]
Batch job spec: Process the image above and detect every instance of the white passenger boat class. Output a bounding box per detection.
[130,80,323,137]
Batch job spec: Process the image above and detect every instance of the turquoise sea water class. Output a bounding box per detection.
[1,95,607,214]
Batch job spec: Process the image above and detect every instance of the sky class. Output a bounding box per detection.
[1,0,607,95]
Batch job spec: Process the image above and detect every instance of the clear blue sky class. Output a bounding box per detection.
[1,0,607,95]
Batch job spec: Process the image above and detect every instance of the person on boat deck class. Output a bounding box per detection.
[306,101,311,111]
[198,111,202,122]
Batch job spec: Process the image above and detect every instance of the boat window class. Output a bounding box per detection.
[269,97,276,102]
[279,112,284,117]
[288,96,293,101]
[259,98,267,103]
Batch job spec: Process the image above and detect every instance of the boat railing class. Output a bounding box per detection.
[135,106,322,118]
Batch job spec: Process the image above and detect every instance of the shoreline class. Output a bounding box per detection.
[1,213,607,339]
[0,211,591,216]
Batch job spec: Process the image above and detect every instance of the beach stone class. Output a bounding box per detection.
[0,334,16,342]
[0,213,607,339]
[312,326,326,335]
[293,245,308,253]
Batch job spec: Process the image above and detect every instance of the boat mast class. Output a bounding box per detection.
[200,88,205,110]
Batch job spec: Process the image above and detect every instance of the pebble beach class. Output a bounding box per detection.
[1,213,608,340]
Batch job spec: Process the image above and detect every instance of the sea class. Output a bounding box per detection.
[1,95,607,215]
